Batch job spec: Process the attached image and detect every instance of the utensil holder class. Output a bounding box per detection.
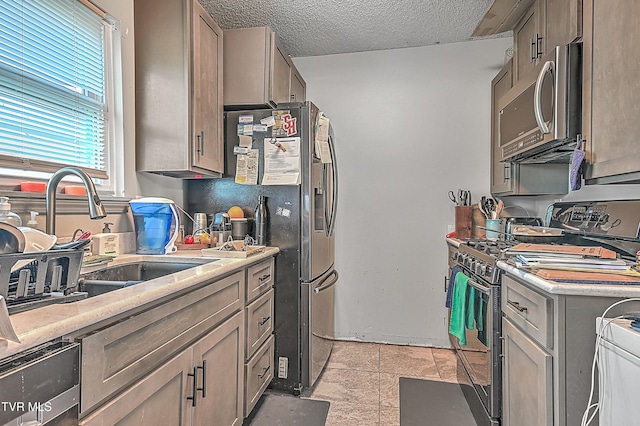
[455,206,473,239]
[486,219,502,240]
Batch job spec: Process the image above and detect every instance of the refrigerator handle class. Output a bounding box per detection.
[314,270,339,293]
[325,125,338,237]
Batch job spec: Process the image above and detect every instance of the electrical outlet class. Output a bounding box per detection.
[278,357,288,379]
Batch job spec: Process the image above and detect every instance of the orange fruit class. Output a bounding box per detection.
[227,206,244,218]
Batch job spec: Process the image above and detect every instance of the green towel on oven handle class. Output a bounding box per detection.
[449,272,476,345]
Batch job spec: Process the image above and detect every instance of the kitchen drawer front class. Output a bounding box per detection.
[502,275,553,349]
[246,258,274,303]
[244,335,274,417]
[79,348,193,426]
[80,271,244,414]
[246,288,274,359]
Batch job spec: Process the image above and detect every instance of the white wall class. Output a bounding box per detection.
[295,38,512,347]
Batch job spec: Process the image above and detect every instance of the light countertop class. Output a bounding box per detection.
[446,237,640,297]
[0,247,279,359]
[497,260,640,297]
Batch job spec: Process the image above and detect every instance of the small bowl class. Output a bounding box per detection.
[64,185,87,195]
[20,181,46,193]
[0,222,26,254]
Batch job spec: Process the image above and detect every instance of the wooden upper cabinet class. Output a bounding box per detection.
[192,1,224,174]
[488,0,581,84]
[513,1,543,83]
[491,60,514,194]
[223,26,307,108]
[134,0,224,178]
[583,0,640,184]
[272,43,292,105]
[544,0,582,49]
[290,64,306,103]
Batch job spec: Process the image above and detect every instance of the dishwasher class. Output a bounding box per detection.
[0,340,79,425]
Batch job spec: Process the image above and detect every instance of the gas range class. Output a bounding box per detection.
[453,238,518,284]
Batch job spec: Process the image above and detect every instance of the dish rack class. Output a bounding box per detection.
[0,249,85,313]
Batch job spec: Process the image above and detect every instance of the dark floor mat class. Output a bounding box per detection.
[245,393,330,426]
[399,378,476,426]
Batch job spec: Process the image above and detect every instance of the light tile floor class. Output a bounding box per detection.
[306,340,459,426]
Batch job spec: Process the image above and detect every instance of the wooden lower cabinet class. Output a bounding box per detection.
[502,317,553,426]
[80,312,244,426]
[193,312,244,426]
[244,335,275,416]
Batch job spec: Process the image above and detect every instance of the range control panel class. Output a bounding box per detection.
[568,205,608,223]
[550,200,640,239]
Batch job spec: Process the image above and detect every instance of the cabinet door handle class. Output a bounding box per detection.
[503,163,511,181]
[535,34,544,59]
[187,367,198,407]
[258,316,271,326]
[197,360,207,398]
[507,300,528,313]
[258,274,271,284]
[530,38,536,62]
[258,365,271,379]
[197,130,204,155]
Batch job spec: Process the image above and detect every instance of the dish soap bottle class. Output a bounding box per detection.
[27,211,39,229]
[254,195,268,245]
[0,197,22,227]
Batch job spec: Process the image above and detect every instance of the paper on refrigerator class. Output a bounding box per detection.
[235,149,259,185]
[262,137,301,185]
[315,113,332,163]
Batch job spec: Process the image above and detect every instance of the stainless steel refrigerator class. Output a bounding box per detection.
[186,101,338,393]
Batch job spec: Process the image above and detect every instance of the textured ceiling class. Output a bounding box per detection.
[199,0,506,57]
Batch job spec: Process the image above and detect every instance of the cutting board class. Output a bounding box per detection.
[535,269,640,283]
[510,244,617,259]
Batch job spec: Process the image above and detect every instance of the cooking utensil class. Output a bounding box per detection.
[504,217,543,235]
[509,225,564,243]
[495,199,504,219]
[0,222,25,254]
[458,189,471,206]
[479,196,494,218]
[448,191,459,205]
[52,238,92,251]
[449,189,471,206]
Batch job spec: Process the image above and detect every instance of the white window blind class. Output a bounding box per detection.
[0,0,108,178]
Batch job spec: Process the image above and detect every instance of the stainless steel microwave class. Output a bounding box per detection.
[499,43,582,163]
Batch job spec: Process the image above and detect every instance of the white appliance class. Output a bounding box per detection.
[596,317,640,425]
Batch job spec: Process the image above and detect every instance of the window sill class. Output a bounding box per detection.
[0,190,131,215]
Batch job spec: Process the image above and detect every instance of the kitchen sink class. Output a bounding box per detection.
[78,260,216,297]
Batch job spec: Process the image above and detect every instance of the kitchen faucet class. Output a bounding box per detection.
[45,167,107,235]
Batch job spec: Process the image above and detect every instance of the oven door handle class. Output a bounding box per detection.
[467,279,490,296]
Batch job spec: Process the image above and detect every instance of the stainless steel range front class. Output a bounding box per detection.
[447,238,516,426]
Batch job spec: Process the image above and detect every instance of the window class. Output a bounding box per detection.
[0,0,118,187]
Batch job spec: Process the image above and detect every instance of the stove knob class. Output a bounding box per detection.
[476,263,486,276]
[485,265,493,277]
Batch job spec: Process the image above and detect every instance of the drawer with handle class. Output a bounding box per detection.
[246,288,274,359]
[244,335,274,417]
[502,275,553,349]
[246,258,274,303]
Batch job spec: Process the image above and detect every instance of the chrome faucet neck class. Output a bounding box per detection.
[45,167,107,235]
